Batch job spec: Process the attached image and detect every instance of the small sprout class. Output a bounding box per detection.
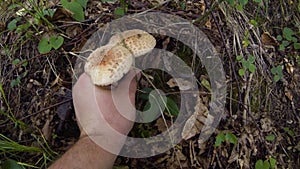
[276,35,283,41]
[278,27,299,50]
[250,19,258,27]
[282,27,295,41]
[269,157,276,169]
[10,76,21,88]
[38,35,64,54]
[294,43,300,49]
[114,7,125,16]
[271,66,283,82]
[255,159,270,169]
[265,134,275,141]
[236,55,256,77]
[214,132,238,147]
[283,127,294,137]
[255,158,277,169]
[214,133,226,147]
[12,58,21,65]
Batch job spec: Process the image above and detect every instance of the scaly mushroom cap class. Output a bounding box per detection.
[85,29,156,86]
[109,29,156,57]
[84,45,133,86]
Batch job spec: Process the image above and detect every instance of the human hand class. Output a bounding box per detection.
[72,71,137,153]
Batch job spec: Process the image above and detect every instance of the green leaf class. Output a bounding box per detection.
[253,0,261,2]
[42,9,56,17]
[294,43,300,49]
[282,40,290,47]
[12,59,20,65]
[75,0,88,8]
[255,159,270,169]
[291,37,298,43]
[242,39,250,47]
[273,75,280,82]
[248,55,255,63]
[10,77,21,88]
[22,60,28,67]
[142,100,161,122]
[236,55,243,61]
[38,37,52,54]
[276,35,283,41]
[141,90,166,122]
[61,0,85,21]
[114,7,125,16]
[250,19,258,27]
[269,157,276,169]
[279,44,285,51]
[226,0,235,6]
[138,87,153,100]
[166,97,180,116]
[201,78,211,92]
[239,0,248,6]
[283,27,294,41]
[214,133,226,147]
[236,4,244,11]
[1,159,24,169]
[49,35,64,50]
[248,64,256,73]
[101,0,118,2]
[179,1,186,10]
[238,69,245,76]
[266,134,275,141]
[283,127,294,137]
[7,18,21,31]
[225,132,238,145]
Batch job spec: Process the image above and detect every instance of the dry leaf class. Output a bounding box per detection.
[182,96,208,140]
[284,87,293,101]
[167,78,194,91]
[42,119,52,141]
[261,32,279,46]
[205,18,211,29]
[284,58,294,74]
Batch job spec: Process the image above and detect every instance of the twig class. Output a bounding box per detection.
[203,0,242,114]
[243,73,253,125]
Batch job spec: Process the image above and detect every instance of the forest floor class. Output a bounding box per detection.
[0,0,299,168]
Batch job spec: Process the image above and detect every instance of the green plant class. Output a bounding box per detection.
[271,65,283,82]
[139,88,180,122]
[255,157,276,169]
[0,134,57,168]
[61,0,88,22]
[0,84,26,128]
[113,0,128,16]
[10,58,28,88]
[277,27,300,51]
[226,0,262,10]
[1,159,24,169]
[283,127,294,137]
[236,55,256,76]
[214,132,238,147]
[265,134,275,141]
[38,35,64,54]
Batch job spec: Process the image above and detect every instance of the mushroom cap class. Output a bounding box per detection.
[84,29,156,86]
[84,45,133,86]
[109,29,156,57]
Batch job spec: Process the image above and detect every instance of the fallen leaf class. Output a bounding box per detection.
[42,119,52,141]
[182,96,208,140]
[167,78,194,91]
[284,87,293,101]
[261,32,279,46]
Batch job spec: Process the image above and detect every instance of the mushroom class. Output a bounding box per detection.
[84,29,156,86]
